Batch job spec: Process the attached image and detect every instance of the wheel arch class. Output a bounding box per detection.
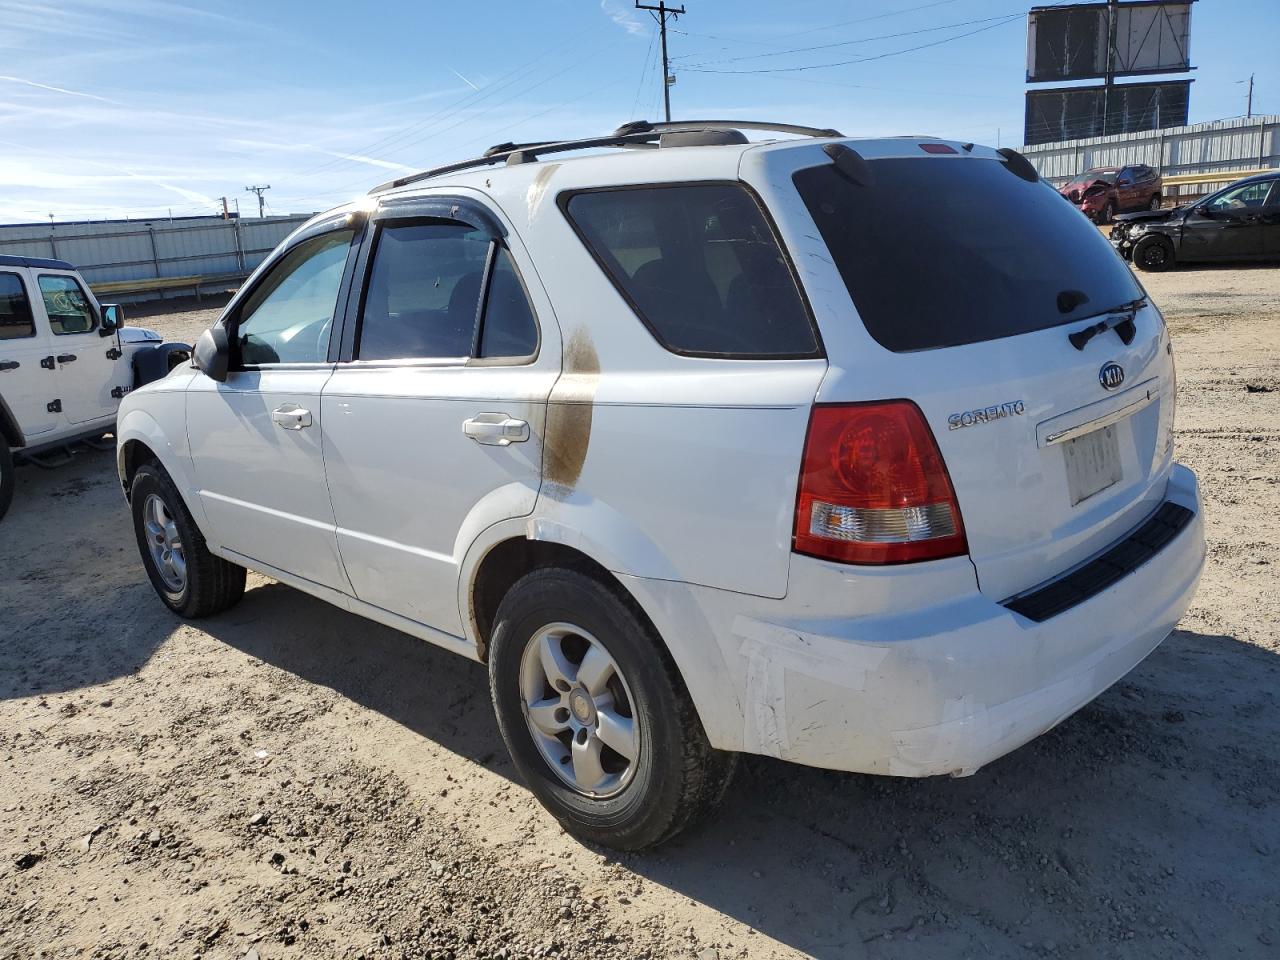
[115,406,213,538]
[0,392,24,448]
[461,523,744,751]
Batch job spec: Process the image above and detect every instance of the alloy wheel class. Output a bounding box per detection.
[142,493,186,593]
[519,622,640,798]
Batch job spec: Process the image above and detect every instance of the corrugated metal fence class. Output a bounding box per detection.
[1021,114,1280,202]
[0,214,314,301]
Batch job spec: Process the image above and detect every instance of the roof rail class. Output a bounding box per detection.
[369,119,843,195]
[614,119,843,139]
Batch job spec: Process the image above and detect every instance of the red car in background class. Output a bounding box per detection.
[1059,164,1163,223]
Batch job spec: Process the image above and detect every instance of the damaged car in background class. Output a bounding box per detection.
[115,121,1205,850]
[1111,171,1280,271]
[1060,164,1162,224]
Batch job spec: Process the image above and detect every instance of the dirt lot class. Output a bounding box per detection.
[2,268,1278,960]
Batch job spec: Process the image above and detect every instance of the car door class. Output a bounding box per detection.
[321,197,555,636]
[0,268,60,441]
[1114,166,1137,210]
[185,214,364,592]
[1181,180,1269,261]
[1260,179,1280,258]
[33,271,118,425]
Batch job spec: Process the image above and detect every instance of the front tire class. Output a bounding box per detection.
[0,443,14,522]
[488,568,735,850]
[1149,193,1162,211]
[1133,234,1175,272]
[130,463,245,618]
[1100,200,1116,224]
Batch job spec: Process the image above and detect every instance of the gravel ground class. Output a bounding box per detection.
[2,266,1278,960]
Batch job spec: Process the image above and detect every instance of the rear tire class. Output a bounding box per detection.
[488,567,736,850]
[1149,193,1162,211]
[0,442,14,522]
[130,463,245,618]
[1133,235,1175,272]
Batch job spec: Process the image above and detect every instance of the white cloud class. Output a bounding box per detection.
[601,0,647,36]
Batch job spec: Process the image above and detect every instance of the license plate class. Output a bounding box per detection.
[1063,424,1122,505]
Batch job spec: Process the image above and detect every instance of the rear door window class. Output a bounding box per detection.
[562,183,819,358]
[0,273,35,340]
[356,222,538,362]
[792,157,1145,353]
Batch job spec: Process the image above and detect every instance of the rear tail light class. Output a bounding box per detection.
[793,401,968,564]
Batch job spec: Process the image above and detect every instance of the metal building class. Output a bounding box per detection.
[1020,113,1279,201]
[0,213,312,302]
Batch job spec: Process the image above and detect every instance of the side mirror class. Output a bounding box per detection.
[193,326,230,382]
[1193,204,1212,217]
[99,303,124,336]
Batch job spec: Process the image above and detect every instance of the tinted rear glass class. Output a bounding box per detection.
[793,158,1144,352]
[563,184,819,358]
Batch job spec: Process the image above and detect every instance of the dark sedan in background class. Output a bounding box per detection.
[1111,172,1280,271]
[1060,164,1163,223]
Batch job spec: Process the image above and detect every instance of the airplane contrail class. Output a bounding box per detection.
[0,75,119,104]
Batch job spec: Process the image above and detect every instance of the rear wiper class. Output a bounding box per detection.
[1067,298,1147,351]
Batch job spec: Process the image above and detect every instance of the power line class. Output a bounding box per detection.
[681,13,1023,68]
[629,21,659,120]
[636,1,684,122]
[682,14,1022,75]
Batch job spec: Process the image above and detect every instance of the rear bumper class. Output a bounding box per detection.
[625,464,1205,777]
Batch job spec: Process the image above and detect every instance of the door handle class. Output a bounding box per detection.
[463,413,529,446]
[57,353,77,363]
[0,360,18,372]
[271,404,313,430]
[41,356,56,370]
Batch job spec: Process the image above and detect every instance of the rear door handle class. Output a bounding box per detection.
[0,360,18,372]
[57,353,77,363]
[271,403,313,430]
[463,413,529,446]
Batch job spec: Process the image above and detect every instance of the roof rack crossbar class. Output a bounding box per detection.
[370,119,843,195]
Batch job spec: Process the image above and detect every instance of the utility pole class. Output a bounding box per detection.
[245,184,271,218]
[1247,73,1255,118]
[219,196,230,220]
[636,1,685,122]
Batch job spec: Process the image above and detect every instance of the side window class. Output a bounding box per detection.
[478,248,538,359]
[236,229,354,365]
[356,221,537,362]
[38,274,97,335]
[1207,182,1271,212]
[562,183,819,357]
[1265,180,1280,207]
[0,272,35,340]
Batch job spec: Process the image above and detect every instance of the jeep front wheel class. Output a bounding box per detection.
[130,463,245,617]
[487,567,736,850]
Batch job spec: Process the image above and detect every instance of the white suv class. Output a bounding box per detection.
[1,255,185,520]
[116,121,1205,850]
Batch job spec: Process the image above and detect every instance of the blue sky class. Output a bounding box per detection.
[0,0,1273,223]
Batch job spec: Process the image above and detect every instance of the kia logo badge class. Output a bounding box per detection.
[1099,361,1125,391]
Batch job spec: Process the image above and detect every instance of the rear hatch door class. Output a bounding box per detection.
[753,143,1176,601]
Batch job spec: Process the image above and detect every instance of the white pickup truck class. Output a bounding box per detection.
[1,254,189,520]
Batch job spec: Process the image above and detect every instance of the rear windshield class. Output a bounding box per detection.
[793,157,1144,353]
[562,183,820,358]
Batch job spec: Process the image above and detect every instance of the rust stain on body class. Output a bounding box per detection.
[543,329,599,492]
